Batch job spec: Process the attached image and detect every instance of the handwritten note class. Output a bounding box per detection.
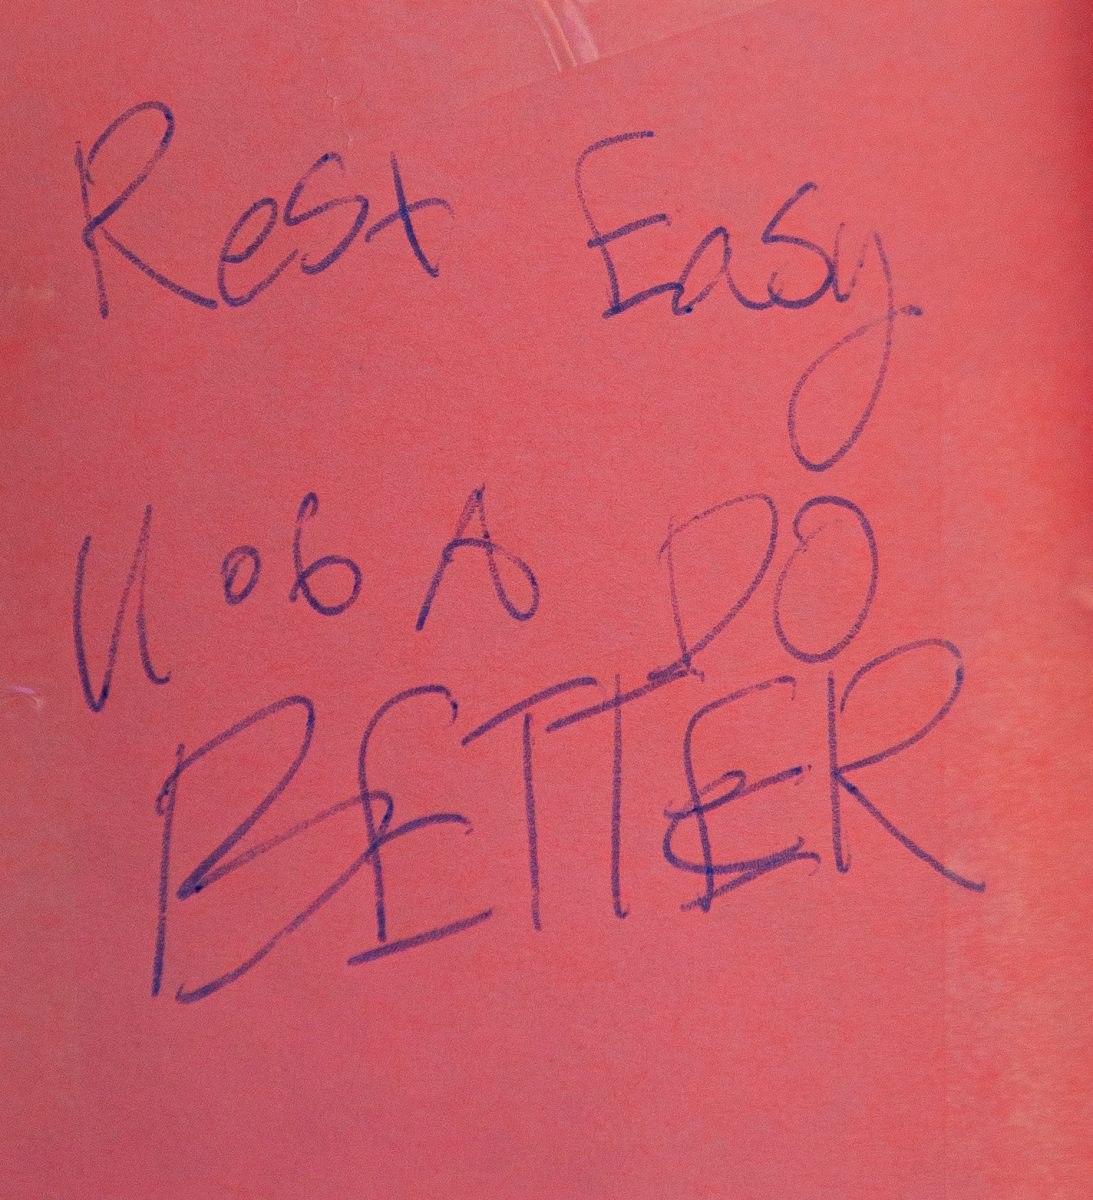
[3,1,1090,1196]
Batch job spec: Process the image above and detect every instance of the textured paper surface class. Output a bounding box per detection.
[2,2,1090,1196]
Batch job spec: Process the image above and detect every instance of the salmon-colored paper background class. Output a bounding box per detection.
[2,2,1090,1197]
